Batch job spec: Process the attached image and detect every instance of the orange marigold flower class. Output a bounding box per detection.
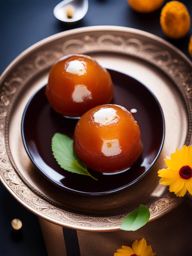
[158,145,192,197]
[114,238,155,256]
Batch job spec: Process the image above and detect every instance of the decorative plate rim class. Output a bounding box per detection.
[0,26,191,231]
[1,26,192,80]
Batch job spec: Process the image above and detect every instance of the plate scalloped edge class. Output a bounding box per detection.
[0,26,191,231]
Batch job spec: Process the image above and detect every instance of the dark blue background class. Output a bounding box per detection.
[0,0,191,73]
[0,185,47,256]
[0,0,192,255]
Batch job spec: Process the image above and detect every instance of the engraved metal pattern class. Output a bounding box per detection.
[0,27,191,231]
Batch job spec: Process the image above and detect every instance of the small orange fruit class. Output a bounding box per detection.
[160,1,191,39]
[128,0,164,13]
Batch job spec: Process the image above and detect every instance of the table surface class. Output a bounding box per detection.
[0,0,192,255]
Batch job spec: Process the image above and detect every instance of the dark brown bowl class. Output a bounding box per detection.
[21,69,165,196]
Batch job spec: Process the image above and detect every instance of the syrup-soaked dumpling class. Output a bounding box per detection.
[74,104,143,173]
[46,54,113,116]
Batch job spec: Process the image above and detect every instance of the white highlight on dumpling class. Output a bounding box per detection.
[101,139,122,157]
[72,84,92,103]
[65,60,86,76]
[93,107,119,126]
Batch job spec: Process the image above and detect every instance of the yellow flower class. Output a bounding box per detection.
[189,36,192,57]
[128,0,164,13]
[158,145,192,197]
[114,238,155,256]
[160,1,191,39]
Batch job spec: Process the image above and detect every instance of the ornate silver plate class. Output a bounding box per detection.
[0,26,191,231]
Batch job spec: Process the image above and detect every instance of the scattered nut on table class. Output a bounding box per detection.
[11,218,23,231]
[66,5,75,19]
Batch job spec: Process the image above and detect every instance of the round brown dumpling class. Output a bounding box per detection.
[74,104,143,173]
[46,54,113,117]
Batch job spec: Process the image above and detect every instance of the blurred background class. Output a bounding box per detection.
[0,0,191,73]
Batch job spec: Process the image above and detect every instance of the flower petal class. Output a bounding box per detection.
[172,184,187,197]
[144,245,156,256]
[166,146,192,169]
[165,158,179,171]
[166,149,183,169]
[180,146,192,166]
[132,238,155,256]
[114,245,134,256]
[158,168,178,186]
[169,179,184,193]
[158,168,178,179]
[186,180,192,196]
[132,238,147,254]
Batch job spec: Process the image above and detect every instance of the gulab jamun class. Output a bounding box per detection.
[74,104,143,173]
[46,54,113,117]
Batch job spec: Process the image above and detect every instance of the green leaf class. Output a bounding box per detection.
[51,133,97,181]
[120,204,150,231]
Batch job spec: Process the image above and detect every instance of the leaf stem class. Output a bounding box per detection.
[88,173,98,181]
[74,160,98,181]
